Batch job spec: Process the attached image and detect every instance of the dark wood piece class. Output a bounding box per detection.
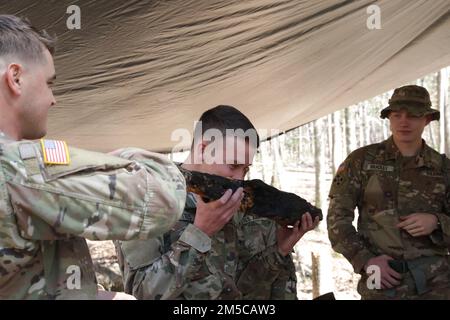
[179,166,323,226]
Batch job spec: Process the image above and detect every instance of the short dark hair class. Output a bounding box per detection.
[0,15,55,63]
[193,105,260,149]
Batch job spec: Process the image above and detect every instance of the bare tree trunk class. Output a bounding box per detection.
[314,119,321,207]
[310,122,315,161]
[313,118,326,208]
[297,127,302,163]
[439,68,449,154]
[428,124,436,149]
[364,102,371,145]
[260,140,269,182]
[351,107,357,150]
[344,108,356,155]
[327,114,333,173]
[295,128,299,163]
[358,105,364,147]
[334,111,344,170]
[270,138,283,189]
[330,113,336,174]
[278,133,286,164]
[311,252,320,299]
[446,67,450,154]
[383,118,389,140]
[344,108,352,156]
[312,116,337,300]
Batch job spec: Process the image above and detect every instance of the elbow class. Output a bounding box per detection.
[139,163,186,239]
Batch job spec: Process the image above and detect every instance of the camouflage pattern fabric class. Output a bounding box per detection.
[236,214,297,299]
[0,134,186,299]
[116,192,297,300]
[328,136,450,299]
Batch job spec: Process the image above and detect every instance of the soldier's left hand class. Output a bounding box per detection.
[277,212,319,256]
[97,290,137,300]
[396,213,439,237]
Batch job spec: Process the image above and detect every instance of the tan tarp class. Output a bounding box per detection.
[2,0,450,152]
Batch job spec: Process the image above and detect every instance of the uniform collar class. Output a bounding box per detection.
[185,192,197,209]
[384,136,401,160]
[383,136,434,169]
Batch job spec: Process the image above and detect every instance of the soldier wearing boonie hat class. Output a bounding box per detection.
[327,84,450,300]
[380,85,440,120]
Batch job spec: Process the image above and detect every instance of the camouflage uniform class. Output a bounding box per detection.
[116,192,297,300]
[0,135,186,299]
[327,85,450,299]
[236,213,297,299]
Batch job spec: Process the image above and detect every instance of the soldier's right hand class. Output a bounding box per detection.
[364,255,402,289]
[193,188,244,236]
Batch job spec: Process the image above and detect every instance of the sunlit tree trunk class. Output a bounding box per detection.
[439,68,449,154]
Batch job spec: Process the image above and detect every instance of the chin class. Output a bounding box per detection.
[27,129,47,140]
[397,137,416,144]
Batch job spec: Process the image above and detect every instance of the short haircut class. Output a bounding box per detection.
[0,14,55,63]
[192,105,260,149]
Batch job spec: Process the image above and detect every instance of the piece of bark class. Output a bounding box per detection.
[179,166,323,226]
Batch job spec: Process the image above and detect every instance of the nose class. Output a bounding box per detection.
[398,113,409,125]
[50,92,56,107]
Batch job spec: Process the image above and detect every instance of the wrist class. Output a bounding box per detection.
[435,219,442,231]
[431,214,441,231]
[193,221,213,237]
[277,243,294,257]
[180,224,212,253]
[277,247,289,257]
[264,245,292,270]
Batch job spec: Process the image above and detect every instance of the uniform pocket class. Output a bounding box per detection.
[185,259,223,300]
[363,174,394,213]
[367,209,404,255]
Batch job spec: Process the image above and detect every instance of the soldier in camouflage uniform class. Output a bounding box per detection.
[327,85,450,299]
[116,105,319,299]
[0,15,186,299]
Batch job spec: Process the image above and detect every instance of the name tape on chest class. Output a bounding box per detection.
[40,139,71,165]
[421,171,443,178]
[367,164,394,172]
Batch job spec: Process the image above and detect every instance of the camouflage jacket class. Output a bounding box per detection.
[328,137,450,274]
[0,135,186,299]
[116,192,297,300]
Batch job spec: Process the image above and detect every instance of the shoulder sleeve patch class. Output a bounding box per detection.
[336,162,346,174]
[40,139,71,165]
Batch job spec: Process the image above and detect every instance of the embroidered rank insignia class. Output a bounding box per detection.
[40,139,71,165]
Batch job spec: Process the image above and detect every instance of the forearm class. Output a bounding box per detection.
[328,198,375,273]
[6,144,185,241]
[430,212,450,247]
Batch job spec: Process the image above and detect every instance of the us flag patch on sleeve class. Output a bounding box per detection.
[40,139,71,165]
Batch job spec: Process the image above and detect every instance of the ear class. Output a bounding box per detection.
[198,140,209,161]
[191,140,206,164]
[5,63,23,96]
